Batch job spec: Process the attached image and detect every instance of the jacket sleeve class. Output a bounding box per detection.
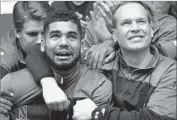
[157,41,176,60]
[103,107,175,120]
[0,69,42,106]
[101,61,176,120]
[154,14,176,60]
[25,44,54,86]
[91,73,113,107]
[0,31,19,78]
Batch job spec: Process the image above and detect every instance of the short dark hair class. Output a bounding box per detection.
[112,1,154,28]
[13,1,50,32]
[44,9,82,36]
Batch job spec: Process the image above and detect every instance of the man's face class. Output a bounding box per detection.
[72,1,85,6]
[113,3,153,52]
[17,19,44,53]
[43,21,81,70]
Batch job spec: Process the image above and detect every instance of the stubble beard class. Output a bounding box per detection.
[45,52,81,71]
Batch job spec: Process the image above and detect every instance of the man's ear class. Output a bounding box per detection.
[112,29,117,42]
[14,27,20,39]
[150,27,154,38]
[41,39,45,52]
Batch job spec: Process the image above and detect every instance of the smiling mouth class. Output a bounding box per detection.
[55,51,72,59]
[128,36,144,40]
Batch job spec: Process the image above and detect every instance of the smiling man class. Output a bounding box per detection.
[73,2,176,120]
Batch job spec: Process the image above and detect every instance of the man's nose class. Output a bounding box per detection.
[131,22,140,32]
[58,36,69,48]
[36,34,42,44]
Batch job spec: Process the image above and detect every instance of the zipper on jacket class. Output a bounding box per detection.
[60,77,64,84]
[119,69,138,103]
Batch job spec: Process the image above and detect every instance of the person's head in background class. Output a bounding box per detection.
[112,1,154,53]
[71,1,85,6]
[42,10,82,73]
[13,1,50,54]
[144,1,172,14]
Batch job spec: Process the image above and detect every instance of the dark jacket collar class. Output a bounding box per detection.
[53,62,81,89]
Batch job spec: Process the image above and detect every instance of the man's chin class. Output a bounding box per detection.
[53,62,75,70]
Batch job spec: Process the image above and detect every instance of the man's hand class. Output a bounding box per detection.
[90,3,112,43]
[96,1,114,33]
[0,90,13,114]
[84,40,116,70]
[40,77,70,111]
[75,12,91,28]
[72,98,97,120]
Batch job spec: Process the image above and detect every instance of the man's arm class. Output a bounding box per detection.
[72,71,113,120]
[82,40,117,70]
[25,44,54,85]
[0,42,19,79]
[153,14,177,60]
[25,44,70,111]
[155,41,176,60]
[73,60,176,120]
[81,2,117,69]
[0,69,41,119]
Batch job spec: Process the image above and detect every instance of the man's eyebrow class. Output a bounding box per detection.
[137,17,147,21]
[121,17,147,22]
[121,18,131,22]
[50,30,60,34]
[68,31,78,35]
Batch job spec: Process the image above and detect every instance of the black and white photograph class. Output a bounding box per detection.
[0,1,176,120]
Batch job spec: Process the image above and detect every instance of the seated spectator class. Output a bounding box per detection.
[0,9,112,120]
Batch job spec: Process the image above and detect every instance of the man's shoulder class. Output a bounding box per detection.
[7,68,33,78]
[80,64,111,84]
[1,30,16,44]
[157,54,176,67]
[75,64,112,101]
[150,55,176,86]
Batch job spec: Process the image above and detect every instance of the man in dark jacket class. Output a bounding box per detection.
[73,1,176,120]
[0,9,112,120]
[0,1,50,79]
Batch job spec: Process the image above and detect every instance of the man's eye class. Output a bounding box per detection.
[138,20,146,24]
[51,34,60,38]
[27,32,38,37]
[68,35,77,39]
[122,21,131,26]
